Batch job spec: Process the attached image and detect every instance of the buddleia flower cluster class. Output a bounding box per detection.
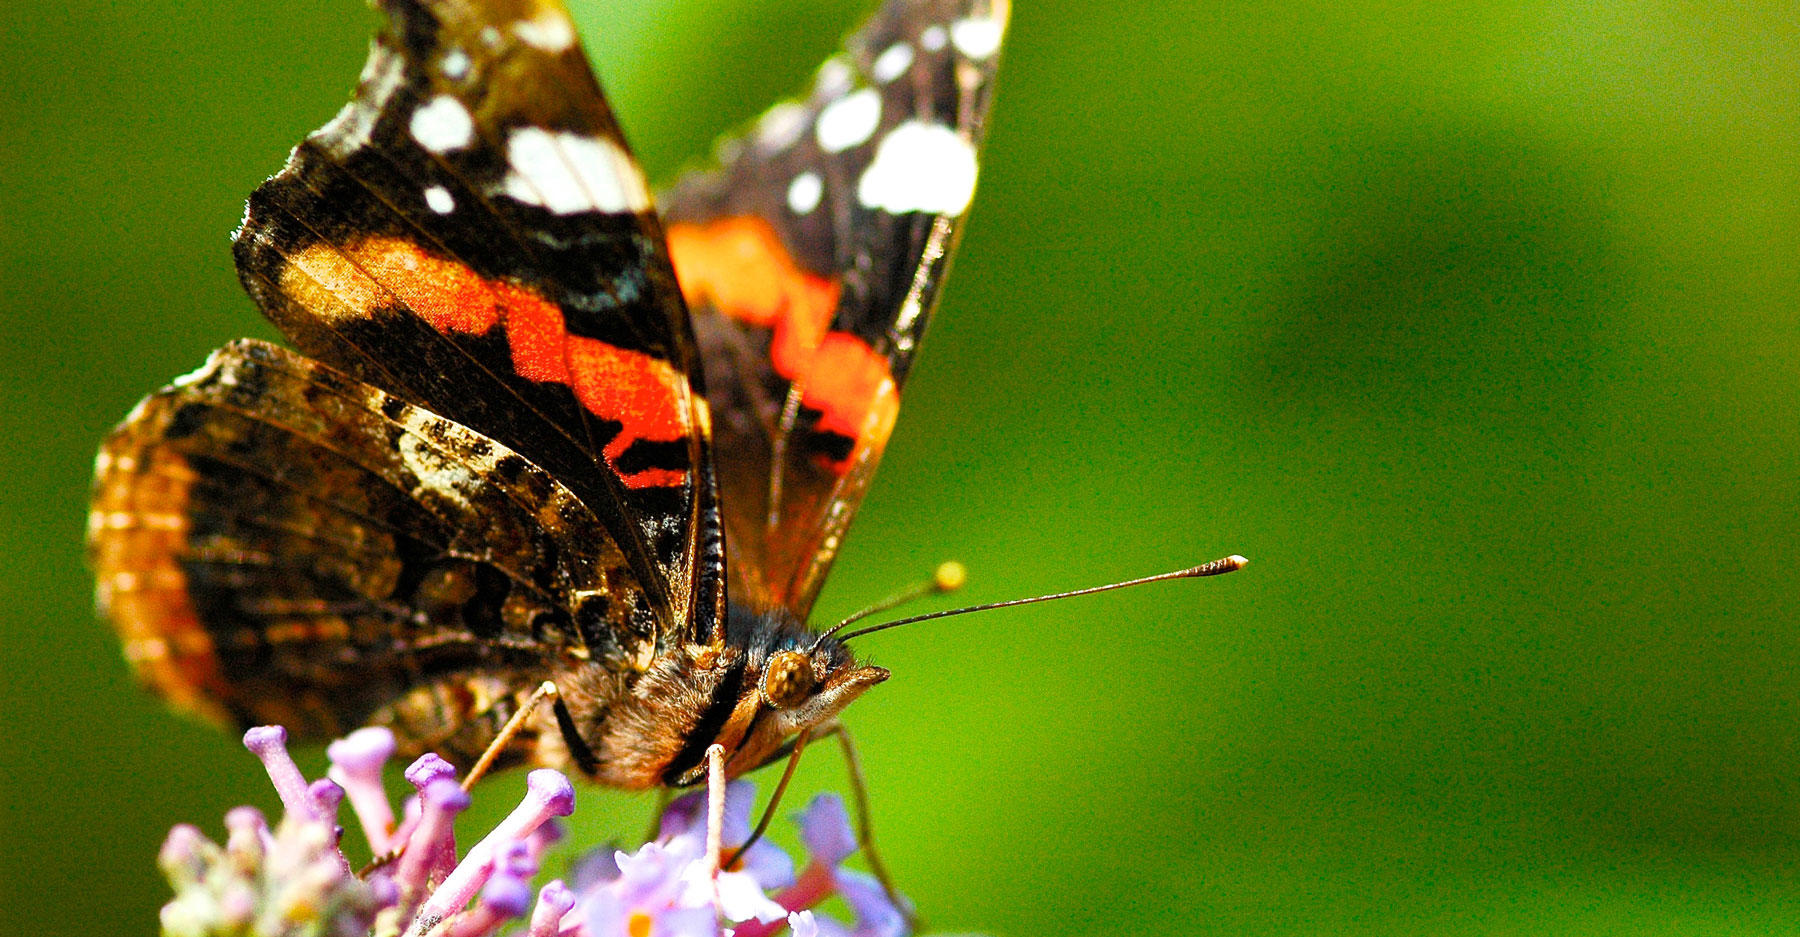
[154,726,911,937]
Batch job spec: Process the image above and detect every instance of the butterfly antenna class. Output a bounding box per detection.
[827,561,968,636]
[809,562,966,653]
[829,554,1248,643]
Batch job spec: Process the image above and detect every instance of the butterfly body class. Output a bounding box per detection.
[88,0,1004,787]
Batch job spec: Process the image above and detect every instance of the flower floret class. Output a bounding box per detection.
[157,725,936,937]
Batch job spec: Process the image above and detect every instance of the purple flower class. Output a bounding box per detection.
[577,838,718,937]
[662,782,796,893]
[327,727,399,853]
[570,785,919,937]
[156,726,573,937]
[574,783,786,937]
[528,881,577,937]
[817,870,908,937]
[155,726,944,937]
[735,794,910,937]
[158,811,384,937]
[795,795,857,869]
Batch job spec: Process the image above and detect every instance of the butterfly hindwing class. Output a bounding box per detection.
[661,0,1008,615]
[89,340,653,762]
[232,0,724,644]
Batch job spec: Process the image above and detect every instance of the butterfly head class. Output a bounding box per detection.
[548,612,886,788]
[728,636,889,773]
[702,616,889,782]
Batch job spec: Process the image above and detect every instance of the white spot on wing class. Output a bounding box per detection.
[501,128,650,215]
[410,95,474,153]
[920,25,948,52]
[756,101,810,152]
[424,185,455,214]
[815,88,881,153]
[815,58,854,97]
[787,172,823,215]
[440,48,471,80]
[872,42,914,83]
[513,11,575,51]
[951,17,1004,59]
[856,121,978,215]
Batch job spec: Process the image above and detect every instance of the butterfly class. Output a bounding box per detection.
[87,0,1008,792]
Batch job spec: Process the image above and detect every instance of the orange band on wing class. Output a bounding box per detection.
[89,445,232,724]
[666,217,840,373]
[491,281,572,383]
[566,337,690,490]
[806,333,899,471]
[282,238,692,489]
[667,217,898,473]
[360,242,500,334]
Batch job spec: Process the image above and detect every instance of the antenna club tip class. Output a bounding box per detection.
[933,560,968,592]
[1184,554,1248,577]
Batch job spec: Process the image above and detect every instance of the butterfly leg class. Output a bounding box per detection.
[727,728,812,867]
[357,681,561,878]
[462,680,560,791]
[812,723,909,920]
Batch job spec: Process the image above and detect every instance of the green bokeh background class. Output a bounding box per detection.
[4,0,1797,933]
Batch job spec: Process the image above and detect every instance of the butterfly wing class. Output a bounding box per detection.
[661,0,1008,616]
[232,0,724,644]
[89,341,650,766]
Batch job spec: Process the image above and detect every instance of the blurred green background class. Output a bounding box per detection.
[4,0,1798,933]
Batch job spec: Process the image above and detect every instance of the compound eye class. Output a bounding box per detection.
[760,650,815,710]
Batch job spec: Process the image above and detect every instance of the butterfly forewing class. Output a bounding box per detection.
[661,0,1008,617]
[232,0,723,643]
